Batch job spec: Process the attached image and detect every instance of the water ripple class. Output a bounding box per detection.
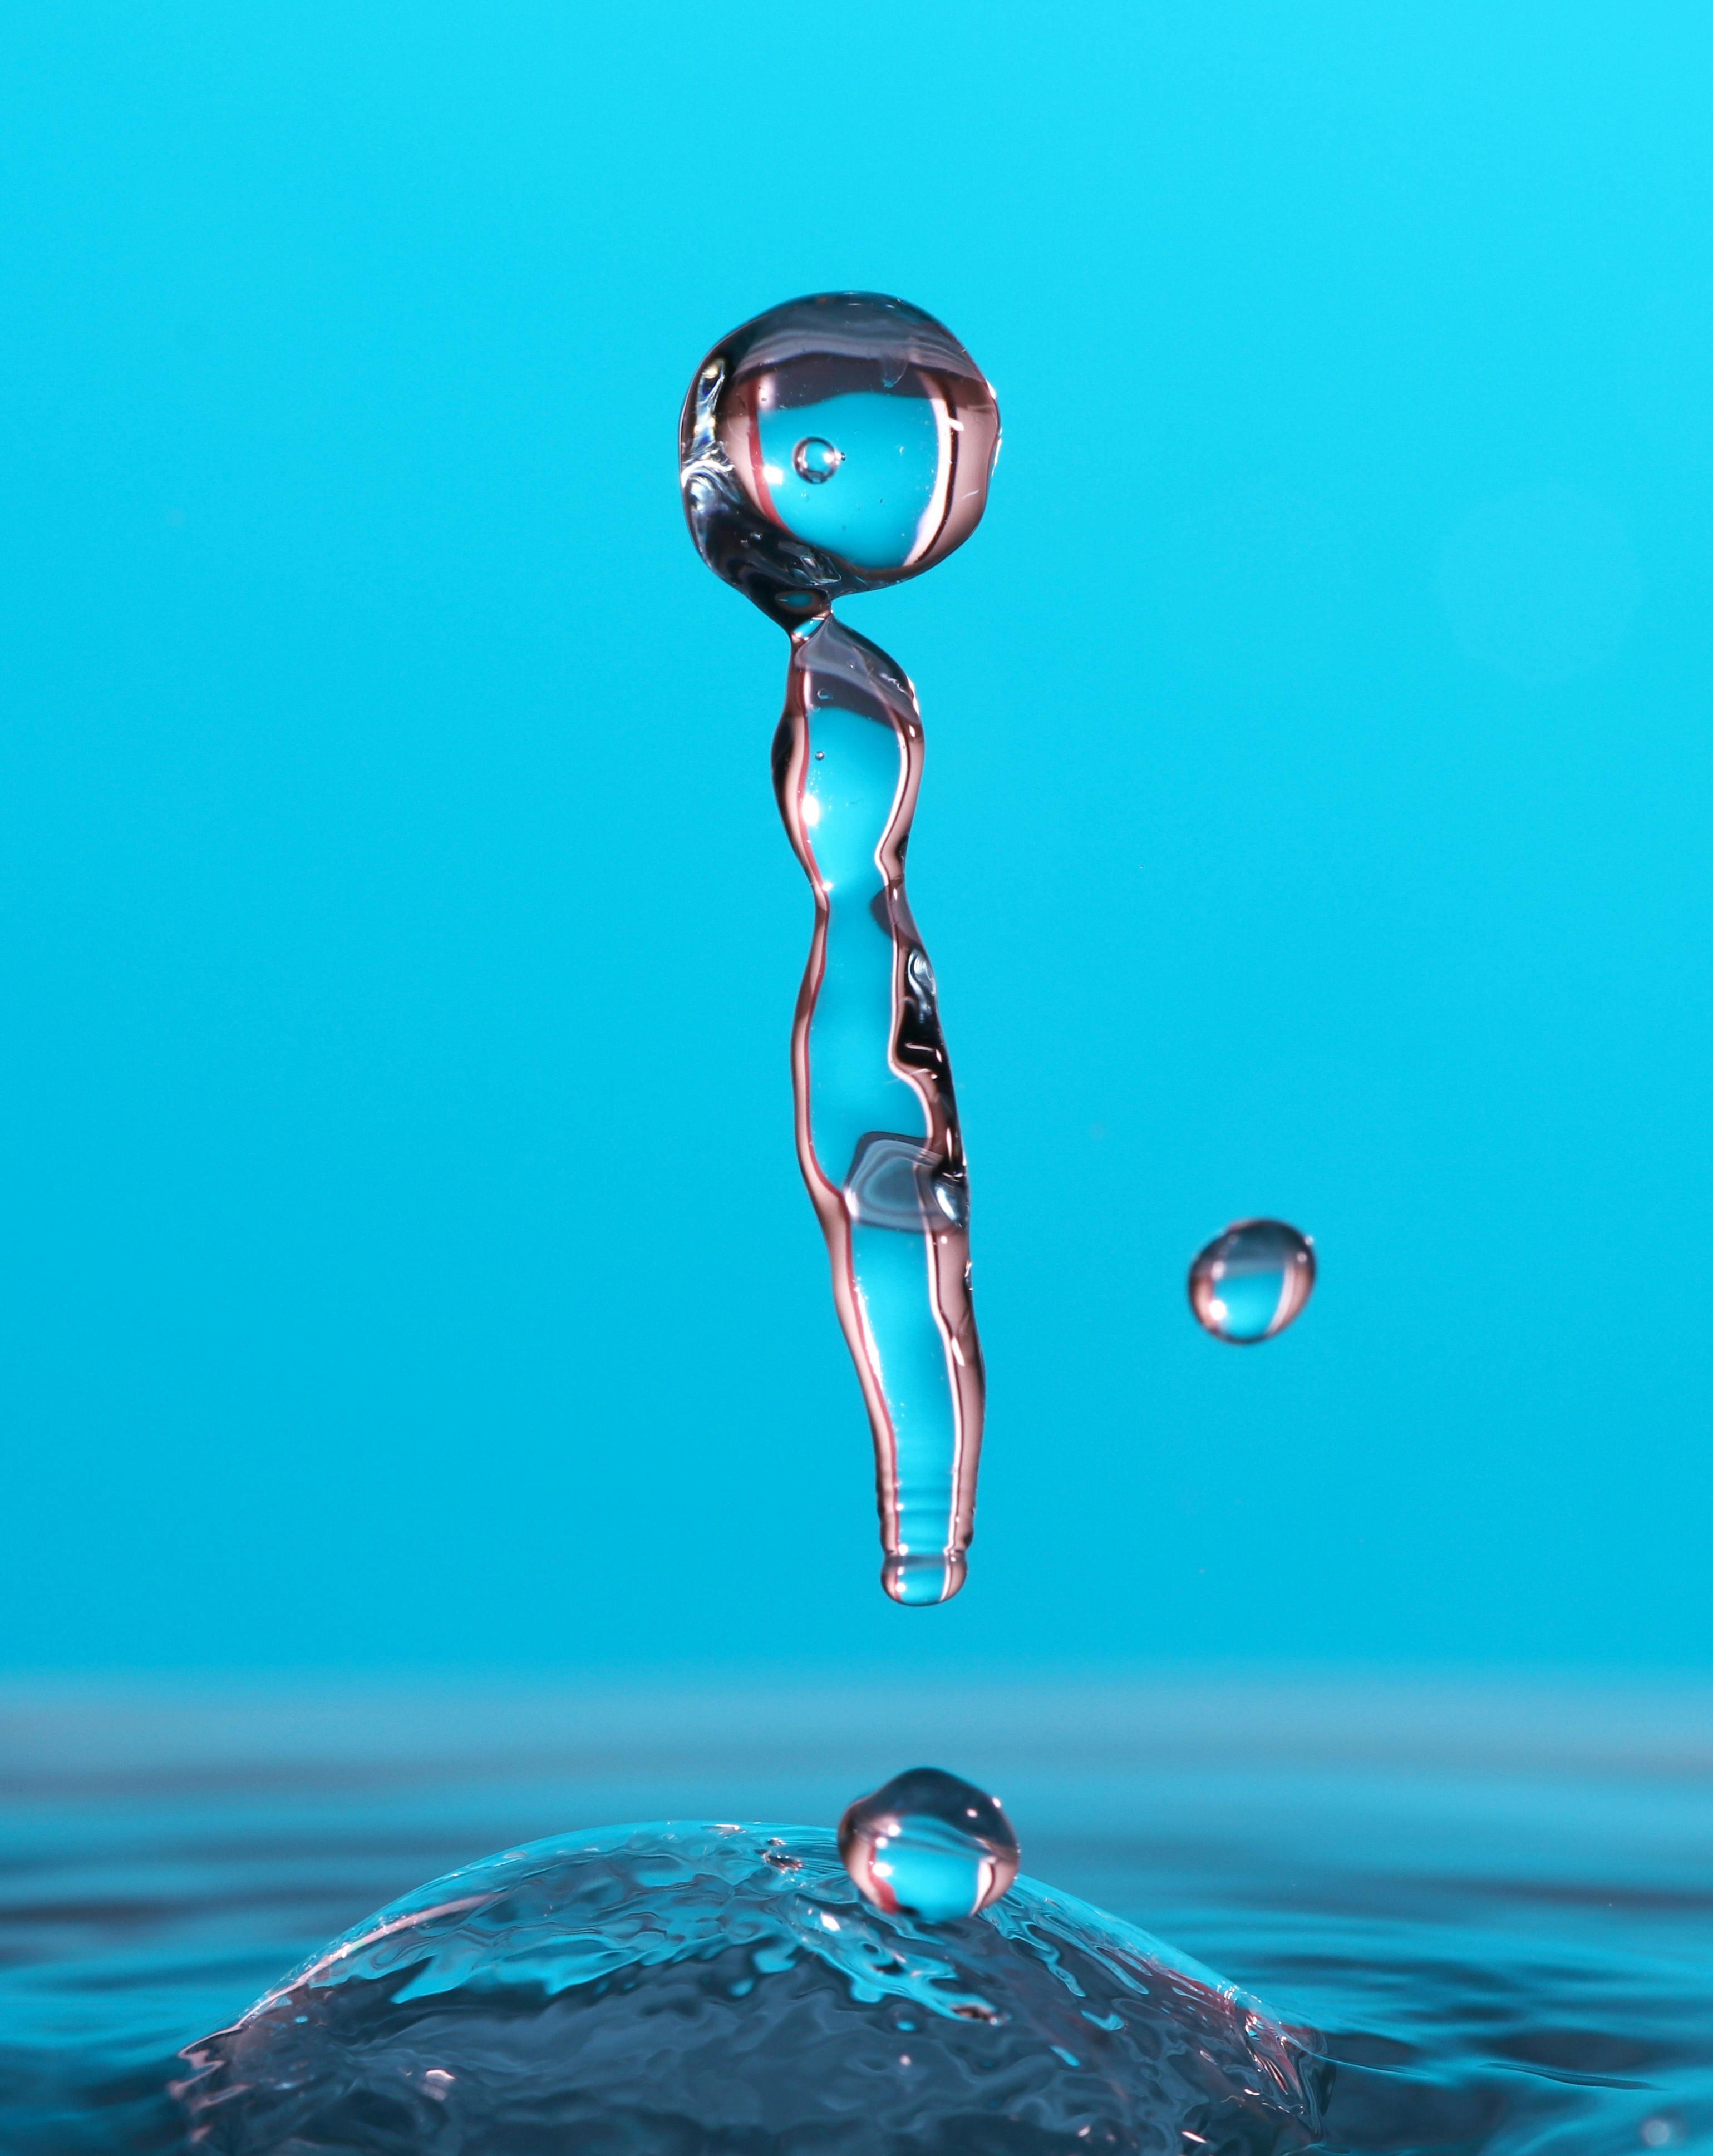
[1,1680,1708,2155]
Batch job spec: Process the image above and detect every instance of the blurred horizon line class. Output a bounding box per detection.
[6,1665,1710,1799]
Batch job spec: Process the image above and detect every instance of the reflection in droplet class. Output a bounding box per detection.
[839,1767,1019,1922]
[1188,1219,1316,1345]
[794,436,844,484]
[846,1134,943,1232]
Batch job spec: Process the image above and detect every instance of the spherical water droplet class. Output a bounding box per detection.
[793,435,844,483]
[679,292,1001,629]
[1187,1218,1316,1344]
[838,1767,1019,1921]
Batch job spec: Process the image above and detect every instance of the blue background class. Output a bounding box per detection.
[3,3,1709,1673]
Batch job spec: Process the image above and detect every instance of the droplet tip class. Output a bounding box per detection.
[882,1552,967,1606]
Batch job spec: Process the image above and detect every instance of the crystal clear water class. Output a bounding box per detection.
[176,1820,1321,2153]
[774,614,984,1606]
[839,1766,1021,1921]
[1188,1221,1317,1345]
[678,292,1000,626]
[681,294,1000,1604]
[3,1678,1708,2155]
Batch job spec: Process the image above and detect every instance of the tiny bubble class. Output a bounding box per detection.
[792,436,844,484]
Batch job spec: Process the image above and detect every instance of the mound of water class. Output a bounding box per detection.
[176,1821,1327,2155]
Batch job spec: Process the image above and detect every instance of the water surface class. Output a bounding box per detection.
[2,1676,1708,2153]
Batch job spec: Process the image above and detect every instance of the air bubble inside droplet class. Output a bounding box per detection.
[794,436,844,484]
[839,1767,1019,1921]
[1188,1218,1316,1344]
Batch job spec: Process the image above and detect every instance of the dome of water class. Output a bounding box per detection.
[679,291,1001,628]
[840,1765,1021,1921]
[176,1821,1327,2155]
[1187,1220,1316,1345]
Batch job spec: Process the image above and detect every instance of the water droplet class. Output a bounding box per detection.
[1188,1219,1316,1344]
[793,435,844,483]
[839,1767,1020,1921]
[678,290,1000,630]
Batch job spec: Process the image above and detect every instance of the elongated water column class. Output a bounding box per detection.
[679,293,1000,1604]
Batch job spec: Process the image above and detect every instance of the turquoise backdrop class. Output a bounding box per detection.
[3,3,1710,1670]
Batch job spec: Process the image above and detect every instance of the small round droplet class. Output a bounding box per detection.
[793,436,843,484]
[839,1767,1019,1921]
[1188,1218,1316,1344]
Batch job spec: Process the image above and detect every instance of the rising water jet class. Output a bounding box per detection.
[680,293,1001,1605]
